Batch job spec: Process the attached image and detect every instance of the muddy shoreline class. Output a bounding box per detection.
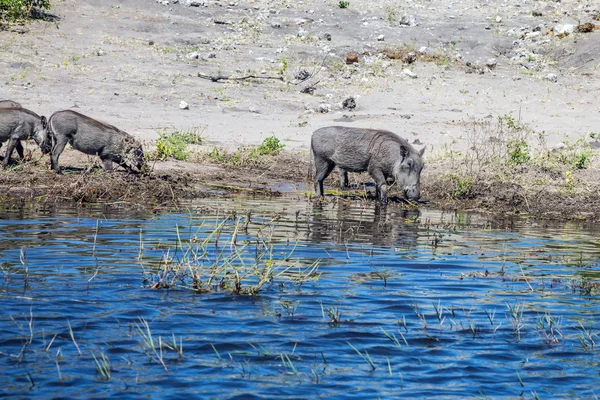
[1,150,599,222]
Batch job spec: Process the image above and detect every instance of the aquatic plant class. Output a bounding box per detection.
[142,214,320,295]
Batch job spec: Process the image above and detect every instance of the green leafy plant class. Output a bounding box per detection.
[154,128,203,161]
[338,1,349,8]
[506,139,530,165]
[256,136,285,155]
[0,0,51,22]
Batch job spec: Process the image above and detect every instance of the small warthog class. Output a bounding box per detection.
[0,107,50,168]
[48,110,144,173]
[0,99,22,108]
[311,126,425,204]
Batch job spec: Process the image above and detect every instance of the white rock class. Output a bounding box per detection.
[318,103,331,113]
[546,73,558,82]
[377,34,385,41]
[553,24,574,36]
[418,46,428,54]
[179,101,189,110]
[495,16,502,23]
[402,68,417,78]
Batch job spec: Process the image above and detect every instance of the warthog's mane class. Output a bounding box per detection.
[359,128,417,158]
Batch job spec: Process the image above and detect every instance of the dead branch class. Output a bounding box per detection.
[197,73,284,83]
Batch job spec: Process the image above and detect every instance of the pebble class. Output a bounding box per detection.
[179,101,189,110]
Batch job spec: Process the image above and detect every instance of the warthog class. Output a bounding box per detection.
[48,110,144,173]
[0,107,50,168]
[311,126,425,204]
[0,100,22,108]
[0,100,24,160]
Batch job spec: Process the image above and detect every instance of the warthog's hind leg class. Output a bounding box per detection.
[314,156,335,197]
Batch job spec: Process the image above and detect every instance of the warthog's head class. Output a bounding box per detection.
[393,144,425,201]
[120,138,145,173]
[33,116,52,154]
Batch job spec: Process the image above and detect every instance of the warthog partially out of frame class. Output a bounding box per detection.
[0,107,50,168]
[0,100,25,160]
[48,110,144,173]
[311,126,425,204]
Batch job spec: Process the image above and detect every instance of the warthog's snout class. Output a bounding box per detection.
[404,185,421,201]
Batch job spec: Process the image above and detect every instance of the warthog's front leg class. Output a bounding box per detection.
[338,168,349,188]
[50,135,70,173]
[369,168,388,205]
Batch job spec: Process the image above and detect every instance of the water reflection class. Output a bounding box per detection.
[0,196,599,399]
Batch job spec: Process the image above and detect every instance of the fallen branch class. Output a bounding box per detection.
[197,73,284,83]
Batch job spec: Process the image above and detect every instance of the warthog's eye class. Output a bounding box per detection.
[407,159,414,168]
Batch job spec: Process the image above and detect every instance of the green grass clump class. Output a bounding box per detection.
[155,128,203,161]
[207,136,285,166]
[0,0,51,22]
[338,1,349,8]
[256,135,285,155]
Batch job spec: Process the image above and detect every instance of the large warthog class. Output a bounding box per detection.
[48,110,144,173]
[0,107,50,169]
[311,126,425,204]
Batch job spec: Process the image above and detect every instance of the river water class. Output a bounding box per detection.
[1,195,599,398]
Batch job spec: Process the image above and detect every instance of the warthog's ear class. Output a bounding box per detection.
[400,145,409,158]
[419,147,425,157]
[41,116,48,128]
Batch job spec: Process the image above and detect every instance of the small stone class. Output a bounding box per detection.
[295,69,310,81]
[495,16,502,23]
[553,24,574,36]
[486,58,497,69]
[271,21,282,28]
[377,34,385,41]
[96,49,105,56]
[179,101,189,110]
[402,68,417,78]
[323,32,332,41]
[399,14,417,26]
[546,73,558,82]
[186,52,200,59]
[186,0,205,6]
[577,23,595,33]
[402,51,417,64]
[318,103,331,113]
[207,52,217,58]
[418,46,428,54]
[342,97,356,110]
[532,10,543,17]
[346,52,359,64]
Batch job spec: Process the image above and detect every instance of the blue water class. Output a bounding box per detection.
[0,197,599,399]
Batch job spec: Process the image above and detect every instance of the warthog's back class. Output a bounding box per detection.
[312,126,407,172]
[0,108,42,137]
[0,100,22,108]
[50,110,131,153]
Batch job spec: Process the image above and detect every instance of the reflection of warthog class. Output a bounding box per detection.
[311,126,425,204]
[0,107,50,169]
[48,110,144,173]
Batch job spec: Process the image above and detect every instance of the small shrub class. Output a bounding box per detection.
[338,1,349,8]
[0,0,51,22]
[446,174,475,199]
[155,128,203,161]
[506,139,530,165]
[256,136,285,155]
